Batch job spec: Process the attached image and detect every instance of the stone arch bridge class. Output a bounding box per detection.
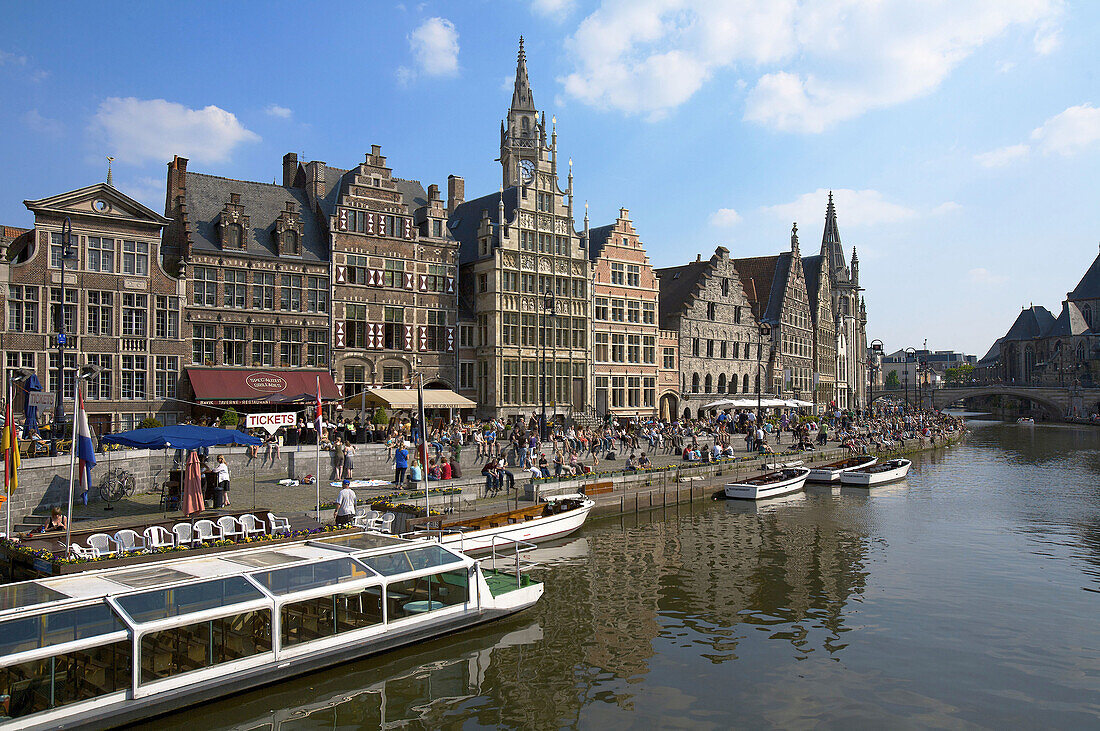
[870,385,1100,418]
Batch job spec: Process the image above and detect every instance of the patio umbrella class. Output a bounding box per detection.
[182,450,205,516]
[22,374,42,435]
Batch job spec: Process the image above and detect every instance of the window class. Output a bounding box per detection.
[459,361,474,390]
[155,296,179,339]
[729,375,738,394]
[384,307,404,350]
[611,376,625,408]
[432,219,443,238]
[707,340,714,358]
[49,288,77,335]
[224,270,247,309]
[48,352,77,397]
[611,299,625,322]
[595,333,609,362]
[643,336,656,364]
[718,374,727,393]
[555,276,569,298]
[121,294,148,337]
[478,273,488,292]
[50,231,79,270]
[282,230,300,254]
[502,312,519,346]
[521,273,536,293]
[663,347,675,370]
[627,301,641,323]
[555,236,569,256]
[280,329,301,366]
[307,330,327,367]
[595,297,608,321]
[459,325,474,348]
[253,273,275,309]
[424,264,450,293]
[84,291,113,336]
[139,610,271,684]
[280,275,303,312]
[383,366,403,386]
[610,262,625,285]
[7,285,39,332]
[732,342,740,359]
[425,310,447,351]
[346,254,369,285]
[644,377,655,407]
[121,355,147,399]
[520,230,535,252]
[253,327,275,367]
[520,314,536,347]
[612,334,625,362]
[734,305,742,324]
[344,365,366,396]
[691,373,700,393]
[477,314,488,348]
[384,259,404,288]
[86,354,112,400]
[502,271,518,292]
[122,240,149,275]
[572,279,586,299]
[721,278,729,296]
[707,302,717,321]
[519,361,536,404]
[225,223,242,247]
[643,302,655,325]
[87,236,114,272]
[627,265,640,287]
[627,335,641,363]
[704,374,712,393]
[193,267,217,307]
[279,587,381,648]
[628,376,641,407]
[224,326,247,366]
[155,356,178,399]
[572,317,586,349]
[346,304,368,349]
[692,338,700,357]
[193,324,216,364]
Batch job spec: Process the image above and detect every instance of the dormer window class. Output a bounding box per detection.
[226,224,242,248]
[282,230,299,254]
[275,200,304,256]
[218,194,249,250]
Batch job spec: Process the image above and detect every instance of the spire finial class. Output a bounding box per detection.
[519,36,525,62]
[106,156,114,187]
[791,222,799,253]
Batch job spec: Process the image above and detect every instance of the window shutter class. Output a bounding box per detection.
[337,209,348,232]
[445,276,455,294]
[418,274,427,292]
[446,326,455,353]
[404,324,415,351]
[404,218,414,240]
[334,321,346,349]
[335,265,346,284]
[366,212,375,235]
[418,325,428,351]
[404,272,415,291]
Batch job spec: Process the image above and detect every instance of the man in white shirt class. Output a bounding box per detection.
[335,479,357,526]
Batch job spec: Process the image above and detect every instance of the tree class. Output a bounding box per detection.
[139,417,163,429]
[371,407,390,426]
[884,370,901,389]
[945,364,974,384]
[220,407,239,428]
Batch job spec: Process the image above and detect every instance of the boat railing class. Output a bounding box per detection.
[399,526,469,552]
[487,535,539,589]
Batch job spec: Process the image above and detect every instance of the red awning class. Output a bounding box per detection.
[186,368,341,403]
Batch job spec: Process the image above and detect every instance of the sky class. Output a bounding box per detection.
[2,0,1099,357]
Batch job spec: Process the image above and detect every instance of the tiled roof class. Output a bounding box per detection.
[586,223,615,262]
[977,337,1003,366]
[1068,249,1100,301]
[732,255,779,322]
[1002,306,1056,341]
[802,254,823,315]
[1044,301,1090,337]
[2,225,29,239]
[449,187,519,264]
[654,261,708,331]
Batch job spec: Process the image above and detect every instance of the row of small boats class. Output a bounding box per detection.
[724,455,912,500]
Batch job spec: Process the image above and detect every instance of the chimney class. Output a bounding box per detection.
[447,175,465,216]
[305,160,327,207]
[696,253,702,262]
[282,152,298,187]
[428,183,441,203]
[164,155,190,274]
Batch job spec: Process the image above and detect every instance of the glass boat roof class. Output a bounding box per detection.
[251,557,377,596]
[116,576,266,624]
[359,545,465,577]
[0,601,125,656]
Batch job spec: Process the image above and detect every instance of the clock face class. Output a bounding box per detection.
[520,160,535,182]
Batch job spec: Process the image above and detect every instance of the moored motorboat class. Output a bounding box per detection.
[0,531,542,730]
[839,458,912,486]
[807,455,877,483]
[1017,417,1035,425]
[724,468,811,500]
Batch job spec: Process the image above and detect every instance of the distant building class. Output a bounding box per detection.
[820,193,868,409]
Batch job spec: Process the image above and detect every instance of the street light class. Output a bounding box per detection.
[904,347,917,412]
[540,288,556,441]
[756,322,771,429]
[51,217,75,456]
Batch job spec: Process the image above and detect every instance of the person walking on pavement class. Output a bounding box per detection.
[394,442,409,485]
[335,479,356,526]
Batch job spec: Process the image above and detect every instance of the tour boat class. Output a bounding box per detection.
[724,468,811,500]
[410,494,595,554]
[0,531,543,730]
[806,455,878,483]
[1016,417,1035,425]
[839,458,912,486]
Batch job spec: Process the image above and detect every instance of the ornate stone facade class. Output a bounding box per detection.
[821,194,868,409]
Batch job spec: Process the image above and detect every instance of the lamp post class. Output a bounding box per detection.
[904,347,917,411]
[756,322,771,428]
[5,367,36,538]
[540,289,555,441]
[51,217,75,457]
[869,339,884,416]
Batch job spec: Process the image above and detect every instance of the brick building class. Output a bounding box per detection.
[3,180,187,433]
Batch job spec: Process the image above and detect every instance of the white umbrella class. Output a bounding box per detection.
[703,399,736,409]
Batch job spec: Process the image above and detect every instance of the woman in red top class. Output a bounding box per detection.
[441,457,453,480]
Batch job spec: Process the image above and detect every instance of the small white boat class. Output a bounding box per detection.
[724,468,811,500]
[1016,417,1035,425]
[410,494,595,554]
[807,455,877,483]
[839,458,912,486]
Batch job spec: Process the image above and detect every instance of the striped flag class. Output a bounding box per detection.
[74,389,96,492]
[1,395,18,494]
[314,375,323,435]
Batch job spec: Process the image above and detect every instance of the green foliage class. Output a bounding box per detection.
[219,407,239,428]
[139,417,163,429]
[884,370,901,389]
[945,363,975,384]
[371,407,390,426]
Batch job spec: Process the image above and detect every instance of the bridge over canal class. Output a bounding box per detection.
[870,384,1100,418]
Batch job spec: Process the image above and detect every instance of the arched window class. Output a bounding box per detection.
[521,116,530,137]
[729,375,738,394]
[691,373,700,393]
[1077,342,1086,362]
[1084,304,1093,329]
[704,374,713,393]
[282,230,299,254]
[226,224,242,248]
[1024,346,1036,381]
[742,374,749,393]
[754,374,761,393]
[717,374,726,393]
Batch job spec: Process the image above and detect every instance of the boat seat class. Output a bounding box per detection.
[524,514,534,521]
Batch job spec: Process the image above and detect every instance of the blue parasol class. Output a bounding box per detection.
[22,374,42,436]
[102,424,262,450]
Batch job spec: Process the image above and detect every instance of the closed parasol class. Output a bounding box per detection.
[182,450,205,516]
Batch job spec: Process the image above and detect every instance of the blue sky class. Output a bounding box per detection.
[3,0,1099,356]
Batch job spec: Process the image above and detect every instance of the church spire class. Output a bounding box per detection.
[821,190,850,285]
[511,36,536,113]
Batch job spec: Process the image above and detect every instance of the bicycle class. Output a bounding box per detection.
[99,467,136,505]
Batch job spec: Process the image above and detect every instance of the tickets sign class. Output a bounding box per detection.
[245,412,297,434]
[27,392,55,409]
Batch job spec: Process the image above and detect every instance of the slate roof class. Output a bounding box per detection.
[1045,301,1090,337]
[185,172,327,262]
[732,254,793,323]
[1002,306,1056,341]
[586,223,615,262]
[316,166,350,221]
[977,337,1002,366]
[802,254,823,315]
[1068,249,1100,301]
[448,187,519,264]
[654,261,708,331]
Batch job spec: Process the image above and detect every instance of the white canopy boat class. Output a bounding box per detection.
[839,458,912,486]
[406,494,595,554]
[724,467,811,500]
[0,531,542,730]
[807,455,877,483]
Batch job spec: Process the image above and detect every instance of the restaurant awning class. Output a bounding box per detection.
[345,388,476,410]
[186,368,341,404]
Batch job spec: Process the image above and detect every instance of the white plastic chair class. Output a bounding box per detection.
[171,522,194,547]
[143,525,175,550]
[192,519,218,545]
[69,543,95,560]
[86,533,116,558]
[355,509,381,528]
[266,513,291,535]
[376,513,396,534]
[238,513,265,538]
[216,516,244,541]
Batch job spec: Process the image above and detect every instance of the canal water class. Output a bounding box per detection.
[145,417,1100,729]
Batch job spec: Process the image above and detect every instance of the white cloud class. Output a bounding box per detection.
[0,49,27,66]
[559,0,1062,131]
[264,104,293,119]
[975,143,1030,167]
[763,189,917,228]
[1033,21,1061,54]
[932,201,962,215]
[22,109,63,137]
[1030,103,1100,156]
[709,207,742,227]
[118,176,166,210]
[968,267,1008,286]
[90,97,260,165]
[531,0,577,20]
[407,17,459,78]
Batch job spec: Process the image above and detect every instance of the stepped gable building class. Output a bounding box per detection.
[448,38,591,421]
[290,146,459,401]
[3,178,187,433]
[164,156,339,413]
[820,193,868,409]
[801,246,838,407]
[731,225,815,403]
[656,247,761,420]
[589,208,661,418]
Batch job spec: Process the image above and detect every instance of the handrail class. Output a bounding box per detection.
[399,526,469,552]
[488,535,539,588]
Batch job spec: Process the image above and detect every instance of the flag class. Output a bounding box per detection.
[314,375,323,435]
[2,396,18,494]
[74,389,96,492]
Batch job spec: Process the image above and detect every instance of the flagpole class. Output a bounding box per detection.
[4,380,11,539]
[315,375,321,525]
[418,372,428,520]
[64,380,80,555]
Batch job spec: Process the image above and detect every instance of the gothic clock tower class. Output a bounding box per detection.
[499,37,551,188]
